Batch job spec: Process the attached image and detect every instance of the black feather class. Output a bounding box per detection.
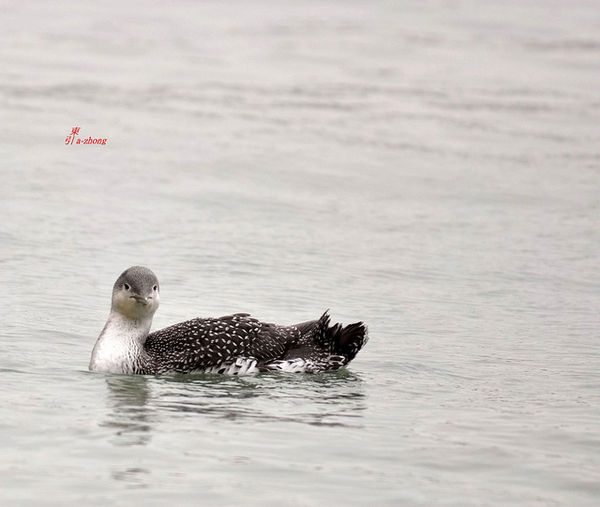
[136,311,368,374]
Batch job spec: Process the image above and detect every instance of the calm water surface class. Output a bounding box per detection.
[1,1,599,505]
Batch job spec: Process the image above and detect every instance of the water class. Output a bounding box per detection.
[1,0,599,505]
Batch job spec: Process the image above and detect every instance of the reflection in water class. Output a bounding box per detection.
[102,375,154,447]
[101,370,366,492]
[102,370,365,448]
[111,467,150,489]
[154,369,366,428]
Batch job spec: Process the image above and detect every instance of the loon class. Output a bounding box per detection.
[89,266,368,375]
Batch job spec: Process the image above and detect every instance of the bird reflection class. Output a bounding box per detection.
[101,369,366,452]
[111,467,150,489]
[102,375,154,447]
[154,369,366,427]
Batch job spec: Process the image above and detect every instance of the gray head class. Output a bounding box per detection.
[111,266,160,320]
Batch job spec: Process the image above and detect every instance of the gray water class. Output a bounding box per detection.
[1,1,599,505]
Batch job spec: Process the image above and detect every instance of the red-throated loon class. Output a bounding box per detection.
[89,266,369,375]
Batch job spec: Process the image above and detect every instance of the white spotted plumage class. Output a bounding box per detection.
[90,266,368,376]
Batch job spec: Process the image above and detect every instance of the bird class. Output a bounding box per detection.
[89,266,368,375]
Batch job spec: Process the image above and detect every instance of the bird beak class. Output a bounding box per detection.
[131,295,151,305]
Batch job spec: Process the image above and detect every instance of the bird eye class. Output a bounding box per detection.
[153,285,158,291]
[123,283,130,290]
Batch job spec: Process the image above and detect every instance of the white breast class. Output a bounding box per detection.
[89,314,148,374]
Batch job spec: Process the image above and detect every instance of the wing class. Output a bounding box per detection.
[144,314,299,373]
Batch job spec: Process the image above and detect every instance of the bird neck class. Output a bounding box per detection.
[89,311,153,373]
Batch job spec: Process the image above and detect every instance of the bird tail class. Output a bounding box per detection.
[316,311,369,363]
